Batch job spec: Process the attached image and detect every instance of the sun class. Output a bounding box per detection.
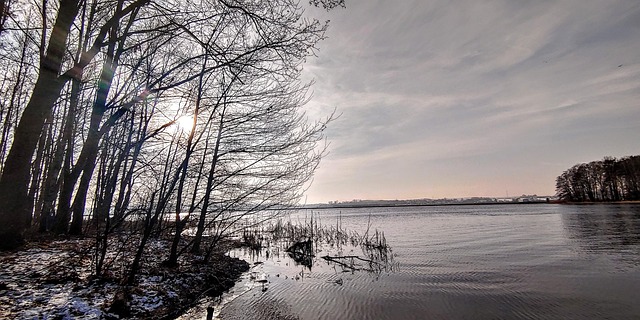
[176,116,194,131]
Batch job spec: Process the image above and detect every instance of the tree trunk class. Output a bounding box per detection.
[0,0,80,249]
[192,108,225,253]
[25,114,53,228]
[38,79,80,232]
[167,79,202,265]
[67,8,122,234]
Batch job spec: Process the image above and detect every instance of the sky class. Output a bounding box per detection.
[300,0,640,204]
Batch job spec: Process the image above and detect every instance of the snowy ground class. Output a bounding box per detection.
[0,239,248,319]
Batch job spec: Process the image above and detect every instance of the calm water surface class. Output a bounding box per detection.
[193,204,640,319]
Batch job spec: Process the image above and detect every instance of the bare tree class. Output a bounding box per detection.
[0,0,152,248]
[556,155,640,202]
[0,5,343,293]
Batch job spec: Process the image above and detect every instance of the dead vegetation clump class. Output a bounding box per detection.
[242,213,397,274]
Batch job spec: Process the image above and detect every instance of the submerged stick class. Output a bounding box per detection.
[321,255,383,272]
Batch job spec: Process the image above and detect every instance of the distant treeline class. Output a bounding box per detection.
[555,155,640,202]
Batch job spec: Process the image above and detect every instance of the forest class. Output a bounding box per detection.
[0,0,343,287]
[555,155,640,202]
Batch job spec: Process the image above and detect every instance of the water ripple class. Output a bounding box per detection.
[212,204,640,319]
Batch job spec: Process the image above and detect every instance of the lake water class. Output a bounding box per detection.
[185,203,640,319]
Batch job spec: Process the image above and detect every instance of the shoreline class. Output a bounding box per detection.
[0,238,249,319]
[561,200,640,205]
[300,201,553,210]
[299,200,640,210]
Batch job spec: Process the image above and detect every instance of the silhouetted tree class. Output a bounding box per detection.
[0,0,344,249]
[556,155,640,202]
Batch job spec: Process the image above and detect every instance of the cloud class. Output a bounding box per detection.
[302,0,640,202]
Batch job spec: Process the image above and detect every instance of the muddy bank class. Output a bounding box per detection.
[0,238,249,319]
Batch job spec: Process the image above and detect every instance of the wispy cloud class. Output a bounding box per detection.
[303,0,640,202]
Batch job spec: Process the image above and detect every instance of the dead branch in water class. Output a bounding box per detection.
[321,255,382,272]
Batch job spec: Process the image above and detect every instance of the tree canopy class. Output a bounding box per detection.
[555,155,640,202]
[0,0,342,263]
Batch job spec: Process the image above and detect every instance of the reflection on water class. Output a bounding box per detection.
[563,205,640,249]
[194,204,640,320]
[286,239,314,270]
